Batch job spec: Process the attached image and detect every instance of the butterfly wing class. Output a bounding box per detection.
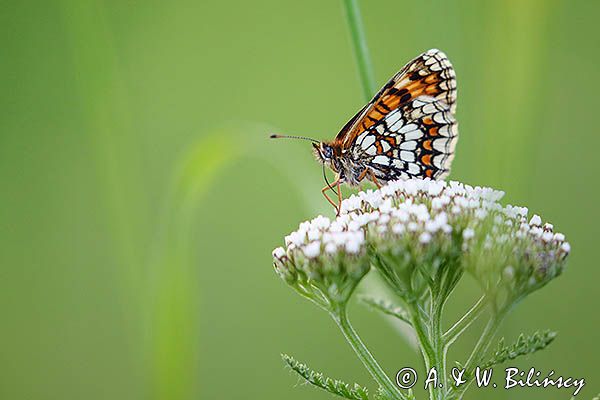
[352,95,457,180]
[336,49,458,180]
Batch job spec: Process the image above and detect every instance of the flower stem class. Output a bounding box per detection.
[407,290,455,400]
[464,310,506,371]
[406,303,435,366]
[443,295,488,348]
[431,299,447,400]
[341,0,376,102]
[453,307,509,398]
[332,307,405,400]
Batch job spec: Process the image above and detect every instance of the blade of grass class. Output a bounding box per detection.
[59,0,148,295]
[147,123,325,400]
[341,0,376,102]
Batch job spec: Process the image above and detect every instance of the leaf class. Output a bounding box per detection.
[360,296,412,326]
[282,354,370,400]
[483,330,557,368]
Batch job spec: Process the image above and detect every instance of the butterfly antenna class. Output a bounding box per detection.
[270,133,334,191]
[269,134,320,144]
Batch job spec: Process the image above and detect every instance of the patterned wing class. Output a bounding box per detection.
[337,49,458,180]
[352,95,457,180]
[335,49,457,148]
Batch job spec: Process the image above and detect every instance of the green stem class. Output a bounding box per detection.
[454,308,508,398]
[341,0,376,102]
[464,310,506,371]
[405,300,441,400]
[431,299,447,400]
[332,307,405,400]
[406,303,435,367]
[443,295,488,348]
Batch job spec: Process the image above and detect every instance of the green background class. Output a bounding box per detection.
[1,1,598,399]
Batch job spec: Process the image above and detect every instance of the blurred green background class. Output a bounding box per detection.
[1,1,599,399]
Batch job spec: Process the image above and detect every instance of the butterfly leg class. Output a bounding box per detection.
[335,179,343,215]
[357,168,369,182]
[321,180,340,215]
[368,170,382,189]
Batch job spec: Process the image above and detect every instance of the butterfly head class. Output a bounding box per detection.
[312,142,333,161]
[313,142,341,171]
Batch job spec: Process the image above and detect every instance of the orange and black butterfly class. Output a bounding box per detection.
[272,49,458,214]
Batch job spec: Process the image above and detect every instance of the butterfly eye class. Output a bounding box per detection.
[323,145,333,159]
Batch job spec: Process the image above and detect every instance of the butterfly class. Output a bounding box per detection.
[272,49,458,214]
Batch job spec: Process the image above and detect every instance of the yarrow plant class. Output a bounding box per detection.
[273,178,570,400]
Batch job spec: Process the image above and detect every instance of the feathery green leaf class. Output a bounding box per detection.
[483,330,557,368]
[282,354,370,400]
[360,297,412,326]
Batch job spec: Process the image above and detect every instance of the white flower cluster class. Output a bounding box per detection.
[272,178,569,295]
[272,213,370,290]
[277,215,366,259]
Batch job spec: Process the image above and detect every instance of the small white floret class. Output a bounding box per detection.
[303,242,321,258]
[529,214,542,226]
[307,229,321,241]
[325,242,337,254]
[419,232,432,244]
[345,239,362,254]
[392,223,405,234]
[272,247,286,259]
[542,231,554,242]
